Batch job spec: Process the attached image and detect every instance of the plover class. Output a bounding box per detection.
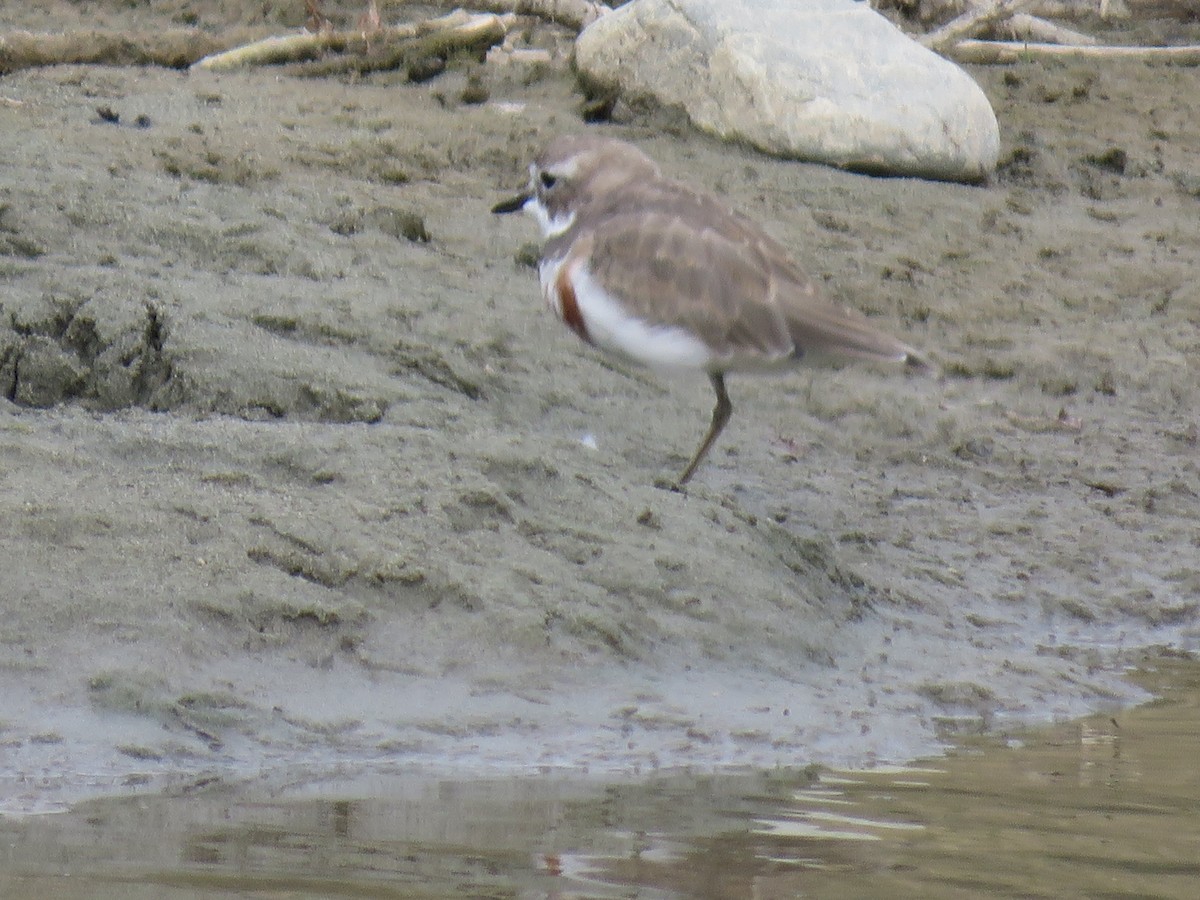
[493,134,931,488]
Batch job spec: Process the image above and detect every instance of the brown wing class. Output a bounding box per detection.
[580,207,794,365]
[573,181,926,371]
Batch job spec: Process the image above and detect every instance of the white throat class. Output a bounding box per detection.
[528,197,576,240]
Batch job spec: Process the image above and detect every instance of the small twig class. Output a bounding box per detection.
[1004,407,1082,433]
[1081,478,1125,497]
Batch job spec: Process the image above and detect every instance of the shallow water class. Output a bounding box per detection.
[2,658,1197,899]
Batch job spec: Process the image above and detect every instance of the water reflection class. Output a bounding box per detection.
[1,658,1197,899]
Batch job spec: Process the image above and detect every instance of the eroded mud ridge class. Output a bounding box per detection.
[0,1,1198,810]
[0,284,171,409]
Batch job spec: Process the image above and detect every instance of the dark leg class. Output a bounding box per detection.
[674,372,732,488]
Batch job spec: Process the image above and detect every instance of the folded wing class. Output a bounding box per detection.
[574,183,929,373]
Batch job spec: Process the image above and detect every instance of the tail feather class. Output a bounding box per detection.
[787,301,936,377]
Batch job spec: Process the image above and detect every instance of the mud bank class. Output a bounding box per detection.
[1,2,1198,811]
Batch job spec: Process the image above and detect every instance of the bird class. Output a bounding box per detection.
[492,134,931,488]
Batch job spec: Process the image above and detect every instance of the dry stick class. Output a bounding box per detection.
[0,1,604,76]
[394,0,612,31]
[965,0,1198,20]
[191,0,608,74]
[948,39,1200,64]
[886,0,1118,24]
[191,30,348,70]
[1001,12,1099,45]
[1018,0,1115,18]
[283,12,511,77]
[920,0,1041,50]
[191,9,476,71]
[0,28,237,74]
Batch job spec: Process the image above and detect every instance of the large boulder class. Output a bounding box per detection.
[575,0,1000,182]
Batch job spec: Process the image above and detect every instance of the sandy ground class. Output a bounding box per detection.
[1,2,1198,811]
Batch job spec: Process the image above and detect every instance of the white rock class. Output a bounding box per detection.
[575,0,1000,182]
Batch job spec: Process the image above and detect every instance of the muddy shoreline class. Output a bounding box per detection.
[2,2,1198,812]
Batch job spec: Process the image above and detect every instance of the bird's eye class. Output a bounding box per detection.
[539,171,557,189]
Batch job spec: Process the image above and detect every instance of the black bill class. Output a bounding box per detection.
[491,193,530,215]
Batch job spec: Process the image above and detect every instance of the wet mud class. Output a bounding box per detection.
[1,2,1198,810]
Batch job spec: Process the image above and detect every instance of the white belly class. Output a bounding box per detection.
[539,256,714,372]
